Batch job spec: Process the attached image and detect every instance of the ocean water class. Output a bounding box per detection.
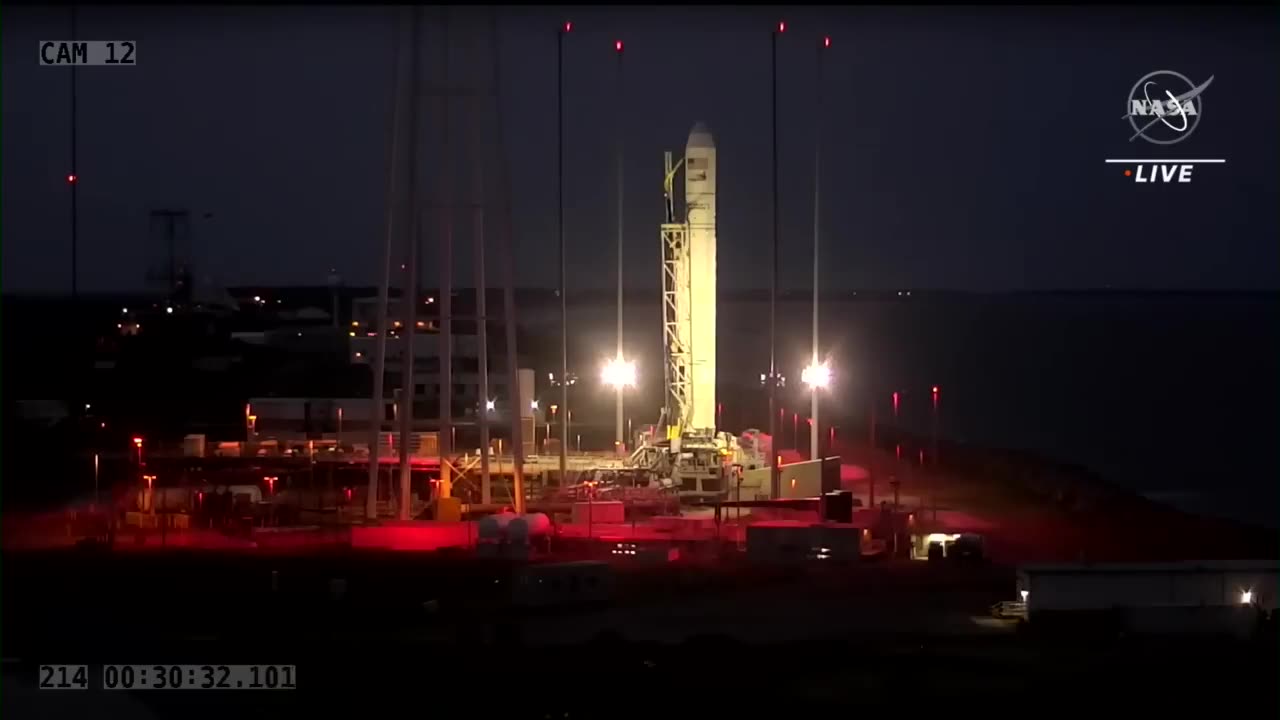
[774,294,1280,529]
[571,293,1280,529]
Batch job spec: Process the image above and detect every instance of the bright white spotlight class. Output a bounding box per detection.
[801,361,832,389]
[530,400,539,411]
[1241,589,1253,605]
[601,357,637,389]
[485,399,496,412]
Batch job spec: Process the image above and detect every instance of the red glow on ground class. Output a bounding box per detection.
[351,522,477,551]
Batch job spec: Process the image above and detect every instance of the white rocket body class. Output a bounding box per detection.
[685,123,717,431]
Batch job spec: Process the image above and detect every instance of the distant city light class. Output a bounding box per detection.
[121,307,128,314]
[165,307,173,314]
[253,295,261,303]
[1241,589,1253,605]
[531,400,539,411]
[486,399,496,411]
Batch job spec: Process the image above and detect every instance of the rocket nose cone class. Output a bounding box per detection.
[687,122,714,150]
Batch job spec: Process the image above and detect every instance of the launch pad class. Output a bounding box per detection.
[626,122,771,500]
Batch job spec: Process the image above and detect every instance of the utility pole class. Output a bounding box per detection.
[437,9,455,500]
[69,6,79,299]
[614,38,626,452]
[489,11,527,513]
[148,210,190,302]
[557,22,570,488]
[809,35,825,464]
[368,8,408,521]
[931,385,940,523]
[868,397,876,509]
[768,21,783,499]
[397,5,425,521]
[471,25,492,506]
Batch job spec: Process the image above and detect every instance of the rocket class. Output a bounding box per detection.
[685,123,717,431]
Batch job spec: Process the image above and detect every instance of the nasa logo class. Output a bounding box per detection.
[1122,70,1212,145]
[1110,70,1223,184]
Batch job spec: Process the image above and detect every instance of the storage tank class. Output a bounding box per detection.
[478,512,518,541]
[507,513,552,544]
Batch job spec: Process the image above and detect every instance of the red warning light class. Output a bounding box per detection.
[777,21,786,33]
[67,174,77,184]
[823,36,831,48]
[932,385,939,394]
[615,40,623,52]
[563,21,572,32]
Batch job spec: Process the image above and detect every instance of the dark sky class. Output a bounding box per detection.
[3,6,1278,293]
